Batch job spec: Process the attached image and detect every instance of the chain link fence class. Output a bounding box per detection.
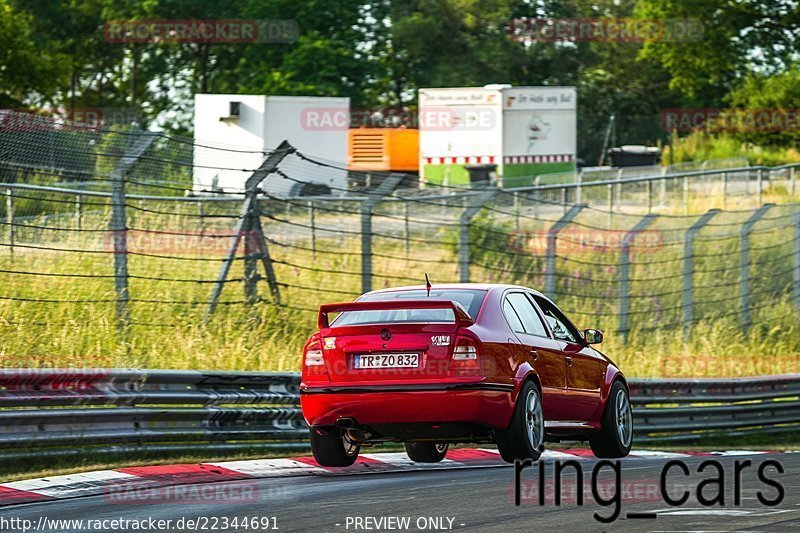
[0,124,799,371]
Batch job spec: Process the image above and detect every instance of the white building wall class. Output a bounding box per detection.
[193,94,266,193]
[192,94,349,196]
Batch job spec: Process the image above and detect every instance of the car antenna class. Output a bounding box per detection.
[425,273,432,297]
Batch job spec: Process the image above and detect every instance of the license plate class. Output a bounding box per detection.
[353,353,420,369]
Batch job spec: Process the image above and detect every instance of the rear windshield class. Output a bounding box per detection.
[332,289,487,327]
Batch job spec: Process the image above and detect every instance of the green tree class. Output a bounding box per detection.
[0,0,65,107]
[637,0,800,99]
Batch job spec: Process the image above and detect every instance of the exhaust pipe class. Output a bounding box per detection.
[336,417,355,429]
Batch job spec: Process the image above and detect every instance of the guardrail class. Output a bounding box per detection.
[501,156,751,189]
[0,370,797,458]
[630,374,800,441]
[0,369,307,459]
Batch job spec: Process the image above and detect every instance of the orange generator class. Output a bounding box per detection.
[347,128,419,173]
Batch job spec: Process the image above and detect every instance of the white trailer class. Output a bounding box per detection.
[192,94,349,196]
[418,86,576,187]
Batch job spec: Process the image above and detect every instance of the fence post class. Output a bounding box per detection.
[740,203,774,334]
[544,204,586,296]
[75,194,83,231]
[575,171,582,204]
[756,168,763,206]
[206,141,292,317]
[308,200,316,259]
[682,209,720,338]
[360,173,404,293]
[404,201,410,261]
[792,166,797,197]
[721,172,728,209]
[109,132,156,333]
[513,192,520,232]
[646,179,653,213]
[618,213,659,343]
[683,175,689,213]
[660,166,667,207]
[792,211,800,310]
[459,190,498,283]
[110,169,129,331]
[5,189,13,258]
[243,202,259,304]
[561,187,567,213]
[197,199,205,236]
[607,183,613,212]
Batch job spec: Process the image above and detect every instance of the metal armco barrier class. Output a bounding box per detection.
[0,370,798,458]
[0,369,306,458]
[630,374,800,441]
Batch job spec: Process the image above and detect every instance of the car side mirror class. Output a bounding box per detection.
[584,328,603,344]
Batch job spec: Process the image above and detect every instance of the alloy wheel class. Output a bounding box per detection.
[525,389,544,450]
[615,389,633,448]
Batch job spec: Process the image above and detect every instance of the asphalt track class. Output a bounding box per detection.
[1,452,797,533]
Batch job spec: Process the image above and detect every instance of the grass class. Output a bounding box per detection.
[664,130,800,167]
[0,191,799,377]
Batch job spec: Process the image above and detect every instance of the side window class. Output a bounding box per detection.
[533,296,579,343]
[506,293,549,337]
[502,298,525,333]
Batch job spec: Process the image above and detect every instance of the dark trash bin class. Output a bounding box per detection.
[465,164,497,188]
[608,146,661,167]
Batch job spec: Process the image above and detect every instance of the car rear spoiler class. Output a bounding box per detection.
[318,299,474,329]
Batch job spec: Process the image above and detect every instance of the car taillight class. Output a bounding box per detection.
[304,345,330,380]
[305,349,324,366]
[449,336,480,375]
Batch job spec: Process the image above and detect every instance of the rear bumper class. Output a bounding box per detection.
[299,382,515,429]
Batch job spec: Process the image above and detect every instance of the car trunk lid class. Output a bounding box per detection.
[317,300,472,383]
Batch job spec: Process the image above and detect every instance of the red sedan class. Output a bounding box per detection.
[300,283,632,466]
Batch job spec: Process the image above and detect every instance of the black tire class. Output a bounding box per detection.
[309,427,360,467]
[495,381,544,463]
[405,442,449,463]
[590,380,633,459]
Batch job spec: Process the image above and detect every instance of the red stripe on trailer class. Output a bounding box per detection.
[425,156,498,165]
[503,154,575,164]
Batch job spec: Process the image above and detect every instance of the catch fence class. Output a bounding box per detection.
[0,126,799,368]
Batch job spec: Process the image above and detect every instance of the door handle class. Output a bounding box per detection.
[565,356,573,366]
[529,349,539,360]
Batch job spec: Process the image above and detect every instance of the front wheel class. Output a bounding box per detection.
[405,442,449,463]
[590,380,633,458]
[309,427,360,467]
[495,381,544,463]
